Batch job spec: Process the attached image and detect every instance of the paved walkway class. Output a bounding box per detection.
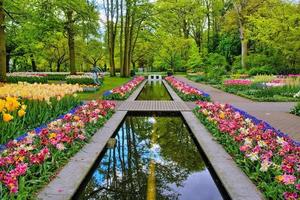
[175,76,300,142]
[117,101,191,111]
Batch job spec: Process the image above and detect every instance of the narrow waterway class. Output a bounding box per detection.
[136,81,172,101]
[76,112,224,200]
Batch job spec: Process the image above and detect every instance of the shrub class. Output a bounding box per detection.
[7,76,48,83]
[206,53,227,69]
[66,75,100,85]
[47,74,67,81]
[291,102,300,116]
[248,66,276,76]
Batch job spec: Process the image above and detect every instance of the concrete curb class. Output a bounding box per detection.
[163,80,183,102]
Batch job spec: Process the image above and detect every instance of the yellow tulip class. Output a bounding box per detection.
[21,104,27,110]
[3,113,14,122]
[5,96,20,112]
[219,112,225,119]
[0,99,5,112]
[49,132,57,139]
[18,109,26,117]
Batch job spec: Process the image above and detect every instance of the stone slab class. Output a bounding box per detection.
[117,101,191,111]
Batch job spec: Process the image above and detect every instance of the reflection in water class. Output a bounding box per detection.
[136,81,172,100]
[77,114,223,200]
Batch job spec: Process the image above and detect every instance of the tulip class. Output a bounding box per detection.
[3,113,14,122]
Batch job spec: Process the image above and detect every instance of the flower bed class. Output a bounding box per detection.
[224,79,253,86]
[0,83,83,144]
[0,100,115,198]
[0,82,83,101]
[221,77,300,102]
[194,101,299,200]
[103,76,145,100]
[165,76,210,101]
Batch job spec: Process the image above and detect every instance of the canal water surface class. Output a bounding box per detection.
[75,112,225,200]
[136,81,172,101]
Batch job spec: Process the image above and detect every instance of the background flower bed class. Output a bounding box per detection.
[194,101,299,200]
[0,100,115,199]
[0,83,83,144]
[103,76,145,100]
[6,72,97,84]
[165,76,210,101]
[188,74,300,102]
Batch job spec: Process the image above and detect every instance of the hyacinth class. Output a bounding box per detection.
[165,76,210,99]
[223,79,253,86]
[0,100,115,193]
[7,72,48,77]
[66,73,100,80]
[0,82,83,101]
[195,101,300,200]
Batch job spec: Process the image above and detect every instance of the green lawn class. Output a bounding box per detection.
[77,76,131,101]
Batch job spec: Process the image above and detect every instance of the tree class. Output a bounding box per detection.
[82,39,105,68]
[0,0,6,81]
[227,0,265,69]
[103,0,119,76]
[249,0,300,70]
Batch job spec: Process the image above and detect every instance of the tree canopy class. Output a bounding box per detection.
[0,0,300,81]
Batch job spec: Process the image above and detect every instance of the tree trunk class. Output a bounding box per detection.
[56,62,61,72]
[6,50,9,73]
[183,19,189,39]
[67,9,76,75]
[195,34,202,53]
[240,24,248,69]
[0,0,6,82]
[120,0,124,77]
[205,0,211,52]
[123,3,130,77]
[30,54,37,72]
[127,11,135,76]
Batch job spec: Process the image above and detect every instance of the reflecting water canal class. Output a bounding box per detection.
[136,81,172,101]
[76,113,224,200]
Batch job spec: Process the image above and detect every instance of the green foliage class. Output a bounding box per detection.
[0,96,80,144]
[4,0,101,73]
